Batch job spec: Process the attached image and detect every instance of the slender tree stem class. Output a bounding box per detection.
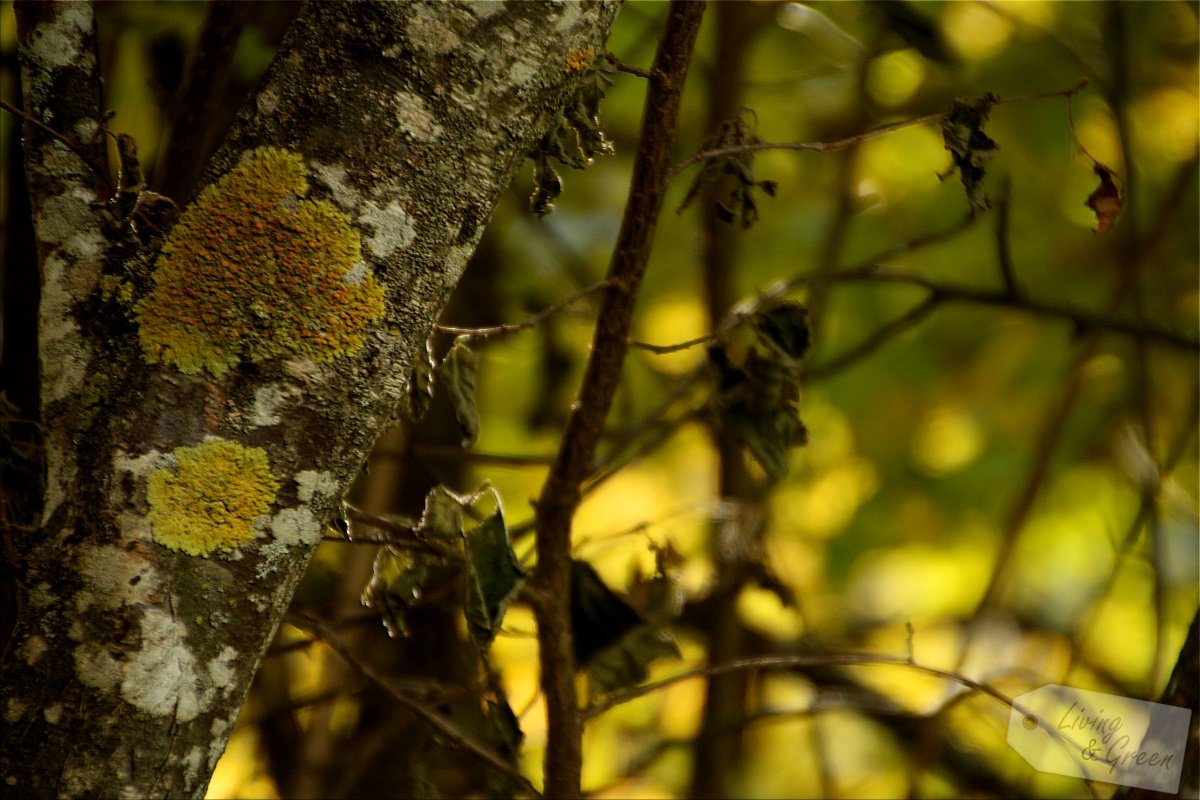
[532,3,705,797]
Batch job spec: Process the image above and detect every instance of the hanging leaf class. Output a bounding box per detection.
[753,301,811,362]
[437,337,480,448]
[464,510,527,652]
[527,52,615,216]
[570,559,643,666]
[361,548,432,638]
[583,554,683,697]
[1085,162,1122,235]
[402,339,437,423]
[678,110,777,228]
[587,626,680,697]
[938,93,1000,214]
[709,301,810,481]
[416,485,465,542]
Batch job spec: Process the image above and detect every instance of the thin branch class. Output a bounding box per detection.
[435,280,607,342]
[994,178,1020,297]
[287,614,541,799]
[784,265,1198,352]
[803,295,942,380]
[0,98,114,193]
[584,652,1019,720]
[604,52,653,80]
[376,443,555,468]
[531,5,706,797]
[628,333,714,355]
[669,79,1090,179]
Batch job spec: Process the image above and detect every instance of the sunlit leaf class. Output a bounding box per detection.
[464,510,527,652]
[417,485,466,542]
[361,548,430,638]
[437,337,480,448]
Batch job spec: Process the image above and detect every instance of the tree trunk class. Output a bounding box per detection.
[0,2,618,797]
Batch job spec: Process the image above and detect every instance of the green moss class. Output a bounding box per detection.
[136,147,387,376]
[147,439,279,556]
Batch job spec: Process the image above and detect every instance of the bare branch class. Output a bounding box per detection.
[670,79,1090,179]
[532,5,706,796]
[435,280,608,342]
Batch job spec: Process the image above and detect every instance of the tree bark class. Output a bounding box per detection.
[0,2,617,797]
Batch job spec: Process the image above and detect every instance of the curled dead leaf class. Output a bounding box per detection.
[1086,163,1122,236]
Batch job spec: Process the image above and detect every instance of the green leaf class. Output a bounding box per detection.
[361,547,430,638]
[464,510,527,652]
[436,338,480,448]
[570,559,643,666]
[416,485,465,542]
[575,555,683,697]
[587,625,680,698]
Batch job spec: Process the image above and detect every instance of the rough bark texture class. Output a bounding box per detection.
[0,2,618,797]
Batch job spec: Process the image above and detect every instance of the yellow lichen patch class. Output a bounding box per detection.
[136,147,387,376]
[147,439,278,556]
[564,47,595,73]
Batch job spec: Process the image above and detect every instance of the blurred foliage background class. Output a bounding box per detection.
[2,1,1197,798]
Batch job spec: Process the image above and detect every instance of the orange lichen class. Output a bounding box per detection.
[136,147,387,376]
[147,439,278,556]
[565,47,595,73]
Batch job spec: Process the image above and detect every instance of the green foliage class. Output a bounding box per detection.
[361,486,526,652]
[570,558,681,697]
[437,338,481,448]
[464,510,527,652]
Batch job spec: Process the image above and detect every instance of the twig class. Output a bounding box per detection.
[604,52,653,80]
[628,333,714,355]
[435,280,607,342]
[287,614,541,799]
[783,265,1198,352]
[669,79,1089,179]
[0,98,114,193]
[803,295,941,380]
[531,5,706,797]
[375,443,555,468]
[994,178,1020,297]
[584,652,1018,720]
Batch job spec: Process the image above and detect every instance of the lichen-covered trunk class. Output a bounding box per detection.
[0,2,618,797]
